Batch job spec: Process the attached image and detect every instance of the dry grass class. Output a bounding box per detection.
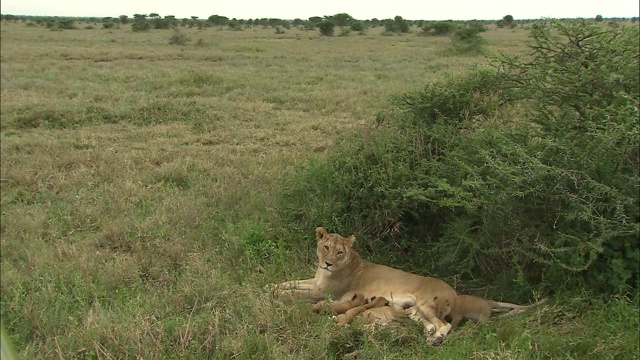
[1,21,638,359]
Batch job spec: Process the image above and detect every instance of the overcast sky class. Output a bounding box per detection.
[1,0,638,20]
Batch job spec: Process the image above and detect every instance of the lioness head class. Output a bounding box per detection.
[315,227,356,273]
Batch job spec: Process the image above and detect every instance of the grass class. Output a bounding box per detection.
[1,21,638,359]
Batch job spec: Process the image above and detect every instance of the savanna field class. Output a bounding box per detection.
[1,19,639,359]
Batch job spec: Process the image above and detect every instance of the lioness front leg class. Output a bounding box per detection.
[418,304,452,346]
[269,278,325,302]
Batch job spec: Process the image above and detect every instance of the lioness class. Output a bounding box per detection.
[270,227,457,345]
[448,294,547,330]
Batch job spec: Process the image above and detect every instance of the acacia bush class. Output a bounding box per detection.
[384,16,410,33]
[317,21,335,36]
[276,20,639,297]
[449,26,485,54]
[421,21,456,36]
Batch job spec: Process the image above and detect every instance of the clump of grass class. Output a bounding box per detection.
[169,29,190,45]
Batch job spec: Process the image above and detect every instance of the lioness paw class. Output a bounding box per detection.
[428,334,444,346]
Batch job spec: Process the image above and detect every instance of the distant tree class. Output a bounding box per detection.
[119,15,128,24]
[466,21,487,33]
[498,14,516,28]
[308,16,323,24]
[56,19,76,30]
[293,18,303,26]
[450,26,485,54]
[595,14,604,22]
[384,16,410,33]
[164,15,177,27]
[267,18,285,28]
[397,16,410,32]
[207,15,229,26]
[350,21,364,32]
[132,14,150,32]
[318,21,335,36]
[149,13,160,19]
[332,13,354,27]
[228,20,242,31]
[422,21,456,35]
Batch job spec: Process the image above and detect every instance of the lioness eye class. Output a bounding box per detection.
[324,245,329,251]
[337,250,344,255]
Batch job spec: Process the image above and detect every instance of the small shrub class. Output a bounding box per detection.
[422,21,456,36]
[318,21,335,36]
[131,20,150,32]
[449,26,485,55]
[57,19,76,30]
[102,22,116,29]
[169,29,190,45]
[274,26,285,34]
[338,28,351,37]
[384,16,410,33]
[350,22,364,32]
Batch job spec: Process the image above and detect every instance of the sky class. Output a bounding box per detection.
[1,0,638,21]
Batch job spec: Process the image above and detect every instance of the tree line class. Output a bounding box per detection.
[3,12,636,33]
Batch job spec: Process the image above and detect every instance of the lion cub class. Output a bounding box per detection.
[448,294,546,330]
[312,293,366,314]
[313,294,401,326]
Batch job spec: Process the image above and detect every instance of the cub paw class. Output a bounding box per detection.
[423,324,436,336]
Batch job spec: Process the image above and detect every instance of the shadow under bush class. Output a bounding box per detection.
[275,20,639,298]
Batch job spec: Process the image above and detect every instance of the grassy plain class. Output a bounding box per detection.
[1,22,638,359]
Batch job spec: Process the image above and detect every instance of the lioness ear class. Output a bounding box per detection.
[315,227,328,242]
[346,235,356,247]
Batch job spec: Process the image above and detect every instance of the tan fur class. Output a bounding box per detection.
[314,294,407,326]
[357,303,408,326]
[270,227,458,345]
[312,293,366,314]
[333,296,390,325]
[449,294,548,330]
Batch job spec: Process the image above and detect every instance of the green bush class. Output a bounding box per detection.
[276,20,639,297]
[384,16,410,33]
[350,22,364,32]
[422,21,456,36]
[57,19,76,30]
[132,20,150,32]
[318,21,335,36]
[168,29,190,45]
[338,28,351,37]
[449,26,485,55]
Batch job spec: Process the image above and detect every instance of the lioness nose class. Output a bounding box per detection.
[325,261,333,267]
